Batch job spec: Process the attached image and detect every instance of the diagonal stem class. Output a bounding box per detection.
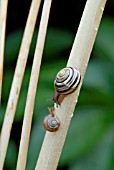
[35,0,107,170]
[0,0,9,103]
[16,0,52,169]
[0,0,42,168]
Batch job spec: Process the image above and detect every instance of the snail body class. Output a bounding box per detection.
[43,113,60,132]
[53,91,65,106]
[53,67,81,105]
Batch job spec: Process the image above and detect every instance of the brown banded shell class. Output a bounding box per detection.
[43,113,60,132]
[54,67,81,95]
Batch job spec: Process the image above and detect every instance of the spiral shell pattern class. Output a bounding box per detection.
[54,67,81,95]
[43,114,60,132]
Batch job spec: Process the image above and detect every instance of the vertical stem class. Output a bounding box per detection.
[35,0,107,170]
[16,0,52,169]
[0,0,41,168]
[0,0,8,103]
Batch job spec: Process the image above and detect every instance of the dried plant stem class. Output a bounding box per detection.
[16,0,52,169]
[0,0,8,103]
[35,0,107,170]
[0,0,41,168]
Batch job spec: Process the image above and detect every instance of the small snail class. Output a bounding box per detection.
[53,67,81,105]
[43,108,60,132]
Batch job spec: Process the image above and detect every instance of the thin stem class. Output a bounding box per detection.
[0,0,9,103]
[16,0,52,169]
[35,0,107,170]
[0,0,41,168]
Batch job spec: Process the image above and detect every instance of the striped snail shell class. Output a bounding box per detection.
[43,113,60,132]
[54,67,81,95]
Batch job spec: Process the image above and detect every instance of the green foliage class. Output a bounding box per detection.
[1,17,114,169]
[5,140,18,170]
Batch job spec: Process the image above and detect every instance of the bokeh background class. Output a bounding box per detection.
[0,0,114,169]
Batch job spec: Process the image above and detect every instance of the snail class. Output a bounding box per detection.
[43,107,60,132]
[53,67,81,105]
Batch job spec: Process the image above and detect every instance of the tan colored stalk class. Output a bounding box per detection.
[35,0,107,170]
[16,0,52,169]
[0,0,41,168]
[0,0,8,103]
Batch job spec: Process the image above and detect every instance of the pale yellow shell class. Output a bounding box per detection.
[54,67,81,95]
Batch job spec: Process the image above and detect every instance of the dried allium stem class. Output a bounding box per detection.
[0,0,8,103]
[16,0,52,169]
[35,0,107,170]
[0,0,41,168]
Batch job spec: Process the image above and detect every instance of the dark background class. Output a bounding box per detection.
[0,0,114,169]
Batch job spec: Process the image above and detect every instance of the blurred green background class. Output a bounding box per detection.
[0,0,114,169]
